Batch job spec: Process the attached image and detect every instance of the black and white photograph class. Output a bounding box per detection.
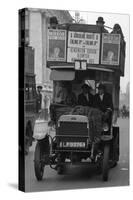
[18,7,130,193]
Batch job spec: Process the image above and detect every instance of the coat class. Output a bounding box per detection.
[78,93,94,107]
[94,92,113,112]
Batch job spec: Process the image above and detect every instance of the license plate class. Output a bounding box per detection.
[59,142,86,148]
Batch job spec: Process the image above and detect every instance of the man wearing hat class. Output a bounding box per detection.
[94,83,113,129]
[94,83,113,112]
[78,84,94,107]
[96,17,108,33]
[89,83,114,161]
[49,16,58,29]
[36,86,42,113]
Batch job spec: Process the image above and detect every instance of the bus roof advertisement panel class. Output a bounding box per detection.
[101,33,121,66]
[67,31,100,64]
[47,29,66,62]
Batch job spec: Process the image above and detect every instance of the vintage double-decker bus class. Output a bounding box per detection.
[33,18,126,181]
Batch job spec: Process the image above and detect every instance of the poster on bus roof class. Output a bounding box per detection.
[67,31,100,64]
[47,29,66,62]
[101,33,121,65]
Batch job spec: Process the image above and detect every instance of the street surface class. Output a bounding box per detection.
[25,118,129,192]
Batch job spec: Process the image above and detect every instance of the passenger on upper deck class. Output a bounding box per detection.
[96,17,108,33]
[111,23,124,39]
[111,23,126,56]
[78,84,94,107]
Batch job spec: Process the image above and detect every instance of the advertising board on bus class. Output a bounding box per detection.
[47,29,67,62]
[47,28,122,72]
[101,33,121,66]
[67,31,100,64]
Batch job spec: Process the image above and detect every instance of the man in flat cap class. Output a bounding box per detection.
[78,84,94,107]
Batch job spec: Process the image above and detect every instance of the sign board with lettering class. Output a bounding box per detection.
[67,31,100,64]
[101,33,121,65]
[47,29,66,62]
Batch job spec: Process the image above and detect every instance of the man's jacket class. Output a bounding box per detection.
[94,92,114,112]
[78,93,94,107]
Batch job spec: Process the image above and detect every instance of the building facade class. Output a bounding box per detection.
[19,8,73,89]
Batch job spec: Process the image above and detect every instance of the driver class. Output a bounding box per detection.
[78,84,94,107]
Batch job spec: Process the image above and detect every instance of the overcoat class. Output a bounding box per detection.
[78,93,94,107]
[94,92,113,112]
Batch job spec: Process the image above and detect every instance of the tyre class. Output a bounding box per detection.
[34,142,44,181]
[113,130,119,162]
[57,165,64,175]
[26,122,33,147]
[109,160,117,168]
[110,126,119,167]
[102,144,110,181]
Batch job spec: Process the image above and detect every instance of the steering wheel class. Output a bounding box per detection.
[71,105,84,114]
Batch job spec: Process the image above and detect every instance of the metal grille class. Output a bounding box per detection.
[57,122,88,136]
